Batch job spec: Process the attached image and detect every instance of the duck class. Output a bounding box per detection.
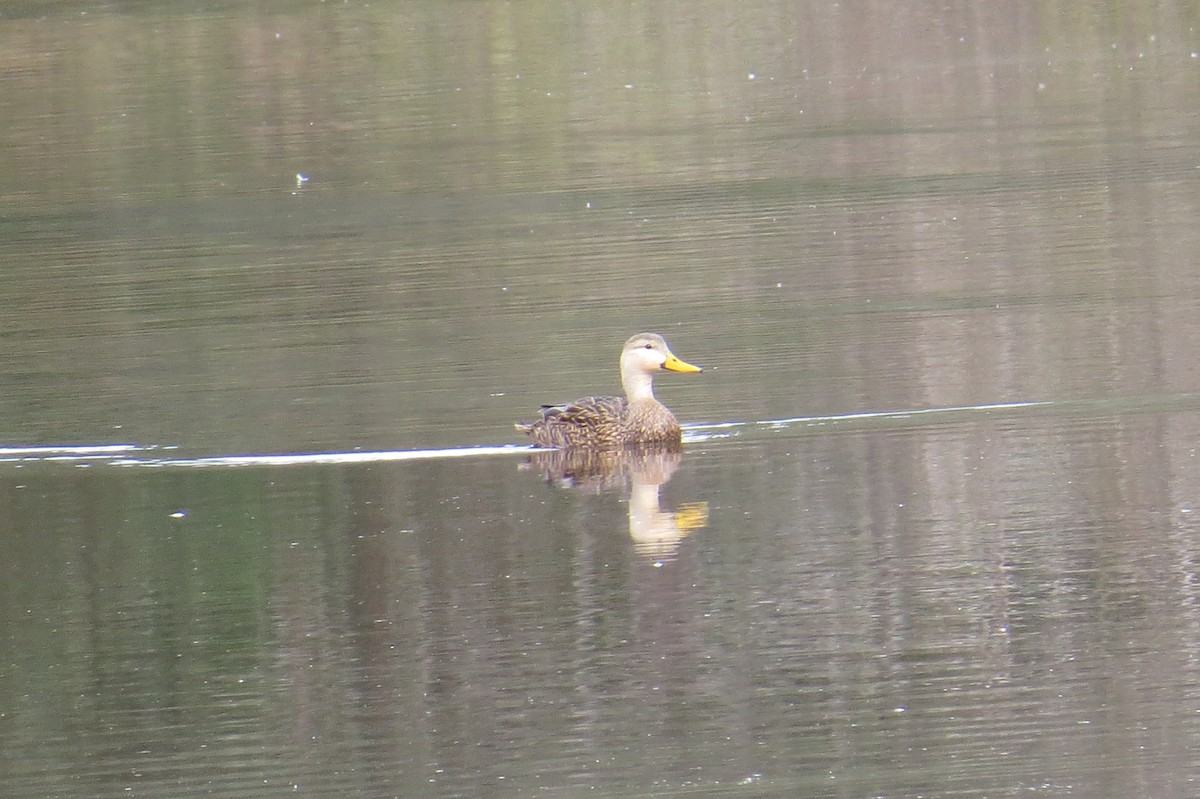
[515,333,702,449]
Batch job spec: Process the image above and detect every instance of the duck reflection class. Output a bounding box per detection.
[521,447,708,560]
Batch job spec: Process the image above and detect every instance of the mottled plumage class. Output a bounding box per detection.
[515,333,702,449]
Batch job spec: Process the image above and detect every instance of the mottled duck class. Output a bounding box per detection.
[515,333,702,449]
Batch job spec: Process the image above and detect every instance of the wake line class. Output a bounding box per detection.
[685,400,1055,437]
[755,400,1055,427]
[0,443,532,468]
[0,400,1066,467]
[0,444,153,462]
[117,445,531,468]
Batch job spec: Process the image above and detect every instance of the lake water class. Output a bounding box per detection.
[4,1,1200,797]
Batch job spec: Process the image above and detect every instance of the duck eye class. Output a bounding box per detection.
[644,343,653,349]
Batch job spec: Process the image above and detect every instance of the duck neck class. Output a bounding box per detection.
[621,364,657,402]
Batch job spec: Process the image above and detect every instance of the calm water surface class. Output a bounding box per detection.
[3,1,1200,797]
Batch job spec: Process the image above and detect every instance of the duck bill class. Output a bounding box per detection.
[662,353,703,373]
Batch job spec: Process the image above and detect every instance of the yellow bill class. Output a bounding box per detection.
[663,353,703,373]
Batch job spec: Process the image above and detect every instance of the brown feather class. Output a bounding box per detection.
[515,396,682,449]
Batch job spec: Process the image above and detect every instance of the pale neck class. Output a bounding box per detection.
[621,360,656,402]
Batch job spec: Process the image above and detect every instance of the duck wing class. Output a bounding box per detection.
[516,395,627,448]
[538,395,626,423]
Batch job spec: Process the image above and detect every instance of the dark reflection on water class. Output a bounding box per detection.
[4,405,1200,797]
[5,0,1200,797]
[520,447,709,560]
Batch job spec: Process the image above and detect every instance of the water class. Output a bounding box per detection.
[4,1,1200,797]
